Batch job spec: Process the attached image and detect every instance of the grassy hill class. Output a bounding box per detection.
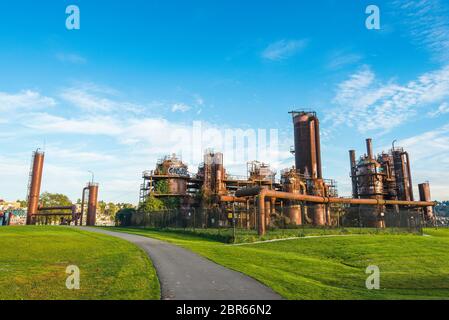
[0,226,160,300]
[108,227,449,300]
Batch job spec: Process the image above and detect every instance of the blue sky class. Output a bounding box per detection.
[1,0,449,203]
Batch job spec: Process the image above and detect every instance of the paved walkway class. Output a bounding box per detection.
[80,227,281,300]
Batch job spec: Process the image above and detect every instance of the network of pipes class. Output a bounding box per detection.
[139,111,436,235]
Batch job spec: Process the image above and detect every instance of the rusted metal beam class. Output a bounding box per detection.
[38,206,75,211]
[235,187,435,207]
[235,186,436,236]
[219,195,248,203]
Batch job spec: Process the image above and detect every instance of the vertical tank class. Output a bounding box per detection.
[290,111,322,179]
[418,182,434,221]
[354,139,385,228]
[26,150,45,225]
[203,151,226,195]
[392,148,414,201]
[290,111,326,225]
[281,168,305,225]
[86,183,99,226]
[349,150,358,198]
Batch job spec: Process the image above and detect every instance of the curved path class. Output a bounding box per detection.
[80,227,281,300]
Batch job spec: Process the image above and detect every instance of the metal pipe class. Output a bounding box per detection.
[405,152,414,201]
[219,195,248,203]
[26,150,45,225]
[257,195,265,236]
[87,183,99,226]
[80,187,88,225]
[366,138,373,159]
[418,182,434,221]
[313,117,323,179]
[236,187,435,206]
[236,186,436,235]
[38,206,75,211]
[349,150,358,198]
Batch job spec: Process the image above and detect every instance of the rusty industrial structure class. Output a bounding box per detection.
[25,149,99,226]
[139,110,436,235]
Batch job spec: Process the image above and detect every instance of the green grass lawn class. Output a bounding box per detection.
[0,226,160,300]
[136,226,421,243]
[105,226,449,300]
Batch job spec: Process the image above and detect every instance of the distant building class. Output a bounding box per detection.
[0,200,26,225]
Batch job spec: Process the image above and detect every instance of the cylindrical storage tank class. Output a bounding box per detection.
[265,200,271,226]
[168,178,187,195]
[26,150,45,225]
[313,204,326,226]
[291,111,322,179]
[366,138,374,159]
[288,205,302,225]
[418,183,434,221]
[86,183,99,226]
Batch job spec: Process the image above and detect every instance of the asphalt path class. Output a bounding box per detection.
[80,227,282,300]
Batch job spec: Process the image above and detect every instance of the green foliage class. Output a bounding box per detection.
[106,202,118,219]
[155,180,170,194]
[39,192,72,208]
[161,197,180,209]
[98,200,107,215]
[16,200,27,208]
[115,208,137,226]
[139,196,165,213]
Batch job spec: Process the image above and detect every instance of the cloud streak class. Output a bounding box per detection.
[327,65,449,133]
[392,0,449,62]
[261,39,308,61]
[0,90,56,113]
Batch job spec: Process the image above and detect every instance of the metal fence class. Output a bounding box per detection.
[116,202,427,243]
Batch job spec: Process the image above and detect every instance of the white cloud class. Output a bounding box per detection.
[2,85,290,204]
[327,65,449,132]
[390,124,449,200]
[0,90,56,112]
[56,53,87,64]
[171,103,191,113]
[60,84,144,113]
[428,102,449,117]
[261,39,307,61]
[326,50,362,70]
[392,0,449,62]
[23,113,122,135]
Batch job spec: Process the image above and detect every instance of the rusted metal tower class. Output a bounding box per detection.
[418,182,434,221]
[290,111,326,225]
[26,150,45,225]
[86,182,99,226]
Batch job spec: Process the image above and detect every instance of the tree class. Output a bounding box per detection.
[40,192,72,208]
[106,202,118,219]
[39,192,73,225]
[98,200,107,215]
[115,207,136,226]
[155,180,169,194]
[138,196,165,212]
[16,200,27,208]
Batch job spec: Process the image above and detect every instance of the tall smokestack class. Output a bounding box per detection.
[366,138,373,160]
[86,183,99,226]
[418,182,434,221]
[349,150,358,198]
[26,150,45,225]
[290,111,322,179]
